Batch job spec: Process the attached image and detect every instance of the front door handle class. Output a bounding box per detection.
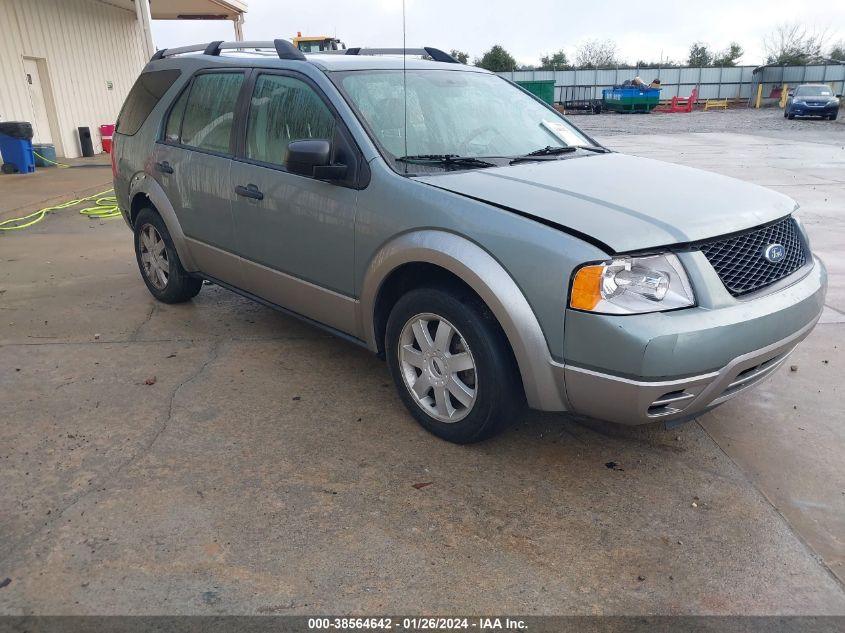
[155,161,173,174]
[235,184,264,200]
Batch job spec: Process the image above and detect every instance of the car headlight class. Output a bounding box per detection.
[570,253,695,314]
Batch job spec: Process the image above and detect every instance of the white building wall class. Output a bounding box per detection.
[0,0,148,158]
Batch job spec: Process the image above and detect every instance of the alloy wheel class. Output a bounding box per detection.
[139,224,169,290]
[398,313,477,423]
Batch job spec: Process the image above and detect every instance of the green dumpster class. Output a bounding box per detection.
[516,80,555,105]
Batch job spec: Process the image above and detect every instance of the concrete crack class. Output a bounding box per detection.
[148,338,223,455]
[129,303,156,341]
[0,340,223,568]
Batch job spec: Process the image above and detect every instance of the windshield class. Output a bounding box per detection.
[795,86,833,97]
[337,69,594,162]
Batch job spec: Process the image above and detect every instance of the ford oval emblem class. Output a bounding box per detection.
[763,243,786,263]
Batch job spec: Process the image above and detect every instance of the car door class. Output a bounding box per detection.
[229,71,360,335]
[154,70,246,284]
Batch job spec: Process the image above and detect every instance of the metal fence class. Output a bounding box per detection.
[497,65,845,103]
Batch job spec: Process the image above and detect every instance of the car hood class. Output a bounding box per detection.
[415,153,797,253]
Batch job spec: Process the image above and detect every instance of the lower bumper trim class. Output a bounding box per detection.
[561,315,819,425]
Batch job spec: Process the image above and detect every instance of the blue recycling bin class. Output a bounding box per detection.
[0,134,36,174]
[33,143,57,167]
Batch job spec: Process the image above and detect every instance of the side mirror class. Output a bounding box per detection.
[837,94,842,98]
[787,91,794,97]
[285,139,347,180]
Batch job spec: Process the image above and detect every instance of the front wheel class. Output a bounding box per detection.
[831,112,838,120]
[133,208,202,303]
[385,287,522,443]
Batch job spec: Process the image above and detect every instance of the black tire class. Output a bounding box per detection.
[783,110,788,118]
[787,113,795,120]
[133,207,202,303]
[385,286,523,443]
[1,163,18,174]
[831,112,838,121]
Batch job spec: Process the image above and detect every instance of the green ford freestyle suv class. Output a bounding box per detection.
[113,40,827,443]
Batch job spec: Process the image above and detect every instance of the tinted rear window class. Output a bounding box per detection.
[117,69,181,136]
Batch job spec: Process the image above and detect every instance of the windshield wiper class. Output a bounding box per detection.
[527,146,578,157]
[396,154,496,169]
[575,145,611,154]
[510,146,577,164]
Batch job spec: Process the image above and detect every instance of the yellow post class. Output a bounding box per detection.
[779,83,788,108]
[755,83,763,109]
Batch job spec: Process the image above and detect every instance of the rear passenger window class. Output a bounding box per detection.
[117,69,181,136]
[245,74,336,167]
[180,73,244,154]
[164,87,189,143]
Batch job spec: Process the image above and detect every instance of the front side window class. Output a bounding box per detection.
[338,70,593,161]
[245,74,336,167]
[180,72,244,153]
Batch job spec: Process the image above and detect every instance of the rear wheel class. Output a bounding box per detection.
[133,207,202,303]
[385,286,522,443]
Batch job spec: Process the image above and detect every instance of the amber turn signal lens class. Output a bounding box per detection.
[570,265,603,310]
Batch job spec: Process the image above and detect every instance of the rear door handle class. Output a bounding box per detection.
[155,161,173,174]
[235,184,264,200]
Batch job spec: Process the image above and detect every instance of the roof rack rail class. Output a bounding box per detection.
[336,47,459,63]
[150,39,306,62]
[149,41,459,64]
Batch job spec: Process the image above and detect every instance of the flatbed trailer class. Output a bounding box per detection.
[559,85,603,114]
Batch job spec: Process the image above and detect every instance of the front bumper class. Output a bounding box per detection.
[558,256,826,425]
[789,104,838,116]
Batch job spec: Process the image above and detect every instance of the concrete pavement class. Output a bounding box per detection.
[0,155,112,223]
[583,123,845,589]
[0,118,844,615]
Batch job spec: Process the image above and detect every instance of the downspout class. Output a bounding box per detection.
[233,13,244,41]
[135,0,156,59]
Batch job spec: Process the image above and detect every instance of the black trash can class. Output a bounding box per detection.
[0,121,34,139]
[78,126,94,157]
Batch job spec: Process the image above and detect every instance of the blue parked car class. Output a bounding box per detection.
[785,84,840,120]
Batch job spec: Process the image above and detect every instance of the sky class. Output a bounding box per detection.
[151,0,845,67]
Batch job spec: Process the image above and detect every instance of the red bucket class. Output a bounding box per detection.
[99,124,115,154]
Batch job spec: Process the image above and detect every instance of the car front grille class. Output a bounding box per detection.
[698,217,807,296]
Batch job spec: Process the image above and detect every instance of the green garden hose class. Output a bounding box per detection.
[33,151,70,168]
[0,188,121,231]
[1,150,119,230]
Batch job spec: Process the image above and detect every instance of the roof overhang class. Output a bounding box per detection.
[149,0,247,20]
[100,0,247,20]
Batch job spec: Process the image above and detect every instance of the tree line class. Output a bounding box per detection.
[450,24,845,72]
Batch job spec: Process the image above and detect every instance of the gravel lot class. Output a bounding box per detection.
[572,106,845,144]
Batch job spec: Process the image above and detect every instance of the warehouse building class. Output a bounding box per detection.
[0,0,247,158]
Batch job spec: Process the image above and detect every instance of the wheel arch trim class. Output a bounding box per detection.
[359,230,568,411]
[128,174,197,272]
